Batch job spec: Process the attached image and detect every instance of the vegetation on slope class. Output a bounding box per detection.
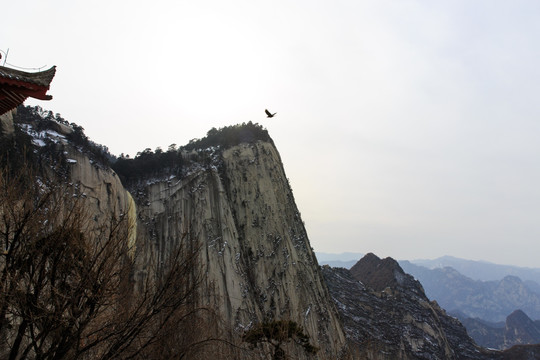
[112,121,271,185]
[7,106,272,188]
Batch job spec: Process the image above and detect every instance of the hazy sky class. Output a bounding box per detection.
[4,1,540,267]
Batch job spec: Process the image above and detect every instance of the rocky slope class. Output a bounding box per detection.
[323,254,540,359]
[4,108,135,240]
[134,140,348,358]
[9,107,540,359]
[323,253,491,359]
[463,310,540,350]
[0,110,14,135]
[8,109,348,359]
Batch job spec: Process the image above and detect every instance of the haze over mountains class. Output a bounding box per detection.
[317,253,540,320]
[410,256,540,284]
[317,252,540,284]
[399,261,540,322]
[317,252,540,350]
[3,106,540,358]
[462,310,540,350]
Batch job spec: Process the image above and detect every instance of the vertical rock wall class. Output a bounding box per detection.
[0,109,14,135]
[138,141,347,359]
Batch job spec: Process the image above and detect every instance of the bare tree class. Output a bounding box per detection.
[0,164,214,359]
[242,320,319,360]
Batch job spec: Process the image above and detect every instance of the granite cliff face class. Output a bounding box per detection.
[6,108,347,358]
[0,110,15,135]
[134,141,348,358]
[11,107,540,359]
[5,108,135,240]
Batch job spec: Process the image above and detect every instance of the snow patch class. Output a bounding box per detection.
[32,139,46,147]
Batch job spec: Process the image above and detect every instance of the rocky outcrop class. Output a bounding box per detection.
[18,108,540,359]
[0,109,14,135]
[504,310,540,349]
[350,253,422,292]
[134,141,348,359]
[463,310,540,350]
[8,110,348,358]
[323,254,494,359]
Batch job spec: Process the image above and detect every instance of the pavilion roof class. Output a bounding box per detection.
[0,65,56,116]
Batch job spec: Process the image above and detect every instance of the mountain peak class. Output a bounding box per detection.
[504,309,540,348]
[349,253,421,293]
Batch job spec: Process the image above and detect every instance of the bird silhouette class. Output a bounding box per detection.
[265,109,277,118]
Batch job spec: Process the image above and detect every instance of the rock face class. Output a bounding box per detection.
[504,310,540,349]
[0,109,14,135]
[323,253,494,360]
[8,110,347,358]
[132,141,348,358]
[350,253,421,292]
[13,109,540,359]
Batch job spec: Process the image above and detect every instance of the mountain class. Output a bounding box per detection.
[2,107,347,359]
[317,253,540,286]
[316,252,364,262]
[4,106,540,359]
[461,310,540,350]
[132,134,348,358]
[400,261,540,322]
[318,259,358,269]
[322,253,494,359]
[323,254,540,359]
[504,310,540,348]
[460,317,505,350]
[411,256,540,284]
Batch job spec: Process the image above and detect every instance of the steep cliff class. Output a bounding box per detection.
[11,108,135,239]
[135,141,348,358]
[7,109,348,358]
[6,107,540,359]
[0,109,14,135]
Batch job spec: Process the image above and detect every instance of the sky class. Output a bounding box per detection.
[3,0,540,268]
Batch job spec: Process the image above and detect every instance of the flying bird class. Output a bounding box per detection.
[265,109,276,118]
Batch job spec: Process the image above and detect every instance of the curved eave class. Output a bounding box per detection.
[0,66,56,116]
[0,65,56,88]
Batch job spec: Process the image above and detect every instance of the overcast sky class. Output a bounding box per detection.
[4,0,540,267]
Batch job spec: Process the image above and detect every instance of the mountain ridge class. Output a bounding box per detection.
[4,105,539,359]
[316,252,540,283]
[400,261,540,322]
[3,106,348,359]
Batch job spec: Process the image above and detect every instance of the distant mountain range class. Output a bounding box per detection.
[321,254,490,358]
[316,252,363,269]
[317,252,540,349]
[411,255,540,284]
[399,261,540,322]
[316,253,540,284]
